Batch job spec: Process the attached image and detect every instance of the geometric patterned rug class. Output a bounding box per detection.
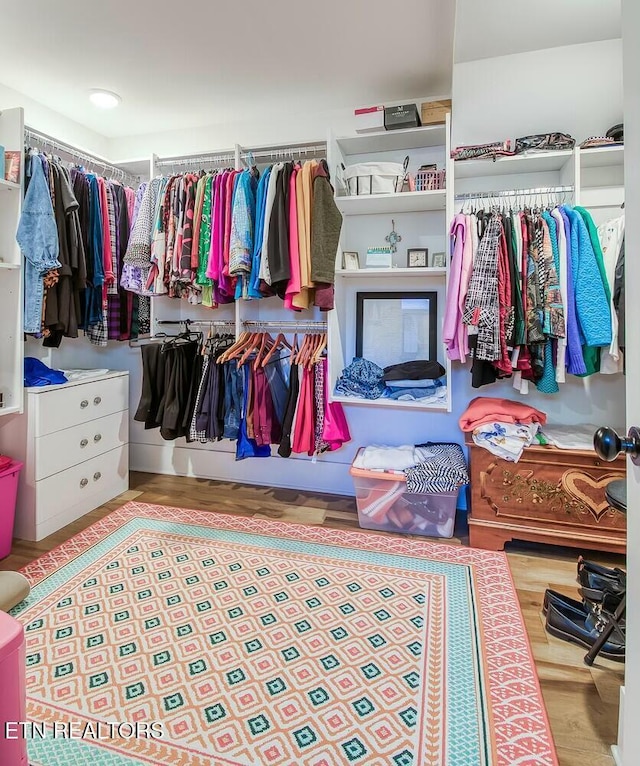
[12,502,558,766]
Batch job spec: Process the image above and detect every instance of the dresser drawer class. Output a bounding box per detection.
[31,375,129,436]
[34,410,129,480]
[34,445,129,523]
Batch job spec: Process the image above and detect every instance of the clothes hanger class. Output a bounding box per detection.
[292,333,309,365]
[253,332,275,371]
[309,333,328,367]
[217,331,251,363]
[261,332,292,367]
[238,332,264,367]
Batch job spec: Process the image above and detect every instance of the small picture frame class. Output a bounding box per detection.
[342,251,360,270]
[407,248,428,268]
[430,251,446,268]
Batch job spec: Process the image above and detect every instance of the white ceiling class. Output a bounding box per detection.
[454,0,621,63]
[0,0,454,139]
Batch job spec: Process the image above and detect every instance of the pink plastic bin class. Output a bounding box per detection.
[350,451,459,538]
[0,611,28,765]
[0,460,23,560]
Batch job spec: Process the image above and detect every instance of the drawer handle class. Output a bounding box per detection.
[80,478,88,488]
[80,400,89,409]
[94,433,102,443]
[94,396,102,406]
[80,438,88,448]
[93,472,102,482]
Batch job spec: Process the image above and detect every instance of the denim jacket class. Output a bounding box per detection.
[17,156,60,334]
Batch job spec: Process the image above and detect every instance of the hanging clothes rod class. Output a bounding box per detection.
[242,320,327,329]
[156,319,235,327]
[241,144,326,163]
[455,185,574,200]
[156,153,236,168]
[24,126,139,185]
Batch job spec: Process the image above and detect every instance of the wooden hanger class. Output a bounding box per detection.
[309,332,328,367]
[218,331,251,363]
[253,332,274,371]
[261,332,292,368]
[238,332,268,367]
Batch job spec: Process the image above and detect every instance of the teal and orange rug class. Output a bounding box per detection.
[13,502,557,765]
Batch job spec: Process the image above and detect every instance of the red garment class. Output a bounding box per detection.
[494,226,512,376]
[97,178,114,294]
[292,367,316,456]
[459,396,547,432]
[253,367,281,447]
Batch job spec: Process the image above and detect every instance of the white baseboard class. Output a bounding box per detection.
[612,744,622,766]
[130,442,356,496]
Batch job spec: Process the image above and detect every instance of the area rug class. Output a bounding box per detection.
[12,501,557,765]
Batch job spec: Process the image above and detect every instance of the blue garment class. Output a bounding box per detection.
[385,379,444,400]
[537,213,560,394]
[223,361,243,440]
[17,155,61,334]
[265,354,290,424]
[335,357,385,400]
[248,168,271,299]
[559,208,586,376]
[24,357,67,387]
[82,174,105,329]
[236,364,271,460]
[562,206,612,348]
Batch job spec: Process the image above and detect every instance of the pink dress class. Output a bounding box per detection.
[284,166,301,311]
[321,360,351,450]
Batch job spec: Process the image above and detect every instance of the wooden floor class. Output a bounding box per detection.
[2,471,626,766]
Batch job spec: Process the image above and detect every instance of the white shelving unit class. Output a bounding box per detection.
[0,107,24,417]
[336,267,446,279]
[336,125,447,156]
[328,115,453,413]
[336,190,446,216]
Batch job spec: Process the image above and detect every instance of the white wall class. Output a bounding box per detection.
[452,39,623,148]
[107,96,448,160]
[0,82,109,158]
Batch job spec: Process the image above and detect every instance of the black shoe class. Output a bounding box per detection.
[545,599,625,662]
[542,589,587,616]
[577,557,626,593]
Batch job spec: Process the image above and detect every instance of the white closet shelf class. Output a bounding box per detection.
[335,267,446,278]
[0,262,20,270]
[580,145,624,168]
[0,178,20,191]
[454,150,574,179]
[331,394,449,411]
[335,190,446,215]
[336,125,447,155]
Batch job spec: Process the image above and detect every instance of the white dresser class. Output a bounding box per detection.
[0,371,129,541]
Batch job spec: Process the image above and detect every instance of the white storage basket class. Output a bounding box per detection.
[343,157,408,195]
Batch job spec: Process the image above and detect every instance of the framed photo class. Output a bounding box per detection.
[342,251,360,270]
[407,248,428,268]
[355,291,437,369]
[430,251,446,268]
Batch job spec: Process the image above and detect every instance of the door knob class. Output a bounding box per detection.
[594,426,640,465]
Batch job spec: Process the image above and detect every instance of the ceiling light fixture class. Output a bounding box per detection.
[89,89,121,109]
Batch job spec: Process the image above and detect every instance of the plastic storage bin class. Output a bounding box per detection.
[0,459,23,559]
[350,459,459,538]
[0,612,28,766]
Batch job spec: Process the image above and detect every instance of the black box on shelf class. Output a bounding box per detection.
[384,104,421,131]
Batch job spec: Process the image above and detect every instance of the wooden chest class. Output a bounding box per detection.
[466,437,626,553]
